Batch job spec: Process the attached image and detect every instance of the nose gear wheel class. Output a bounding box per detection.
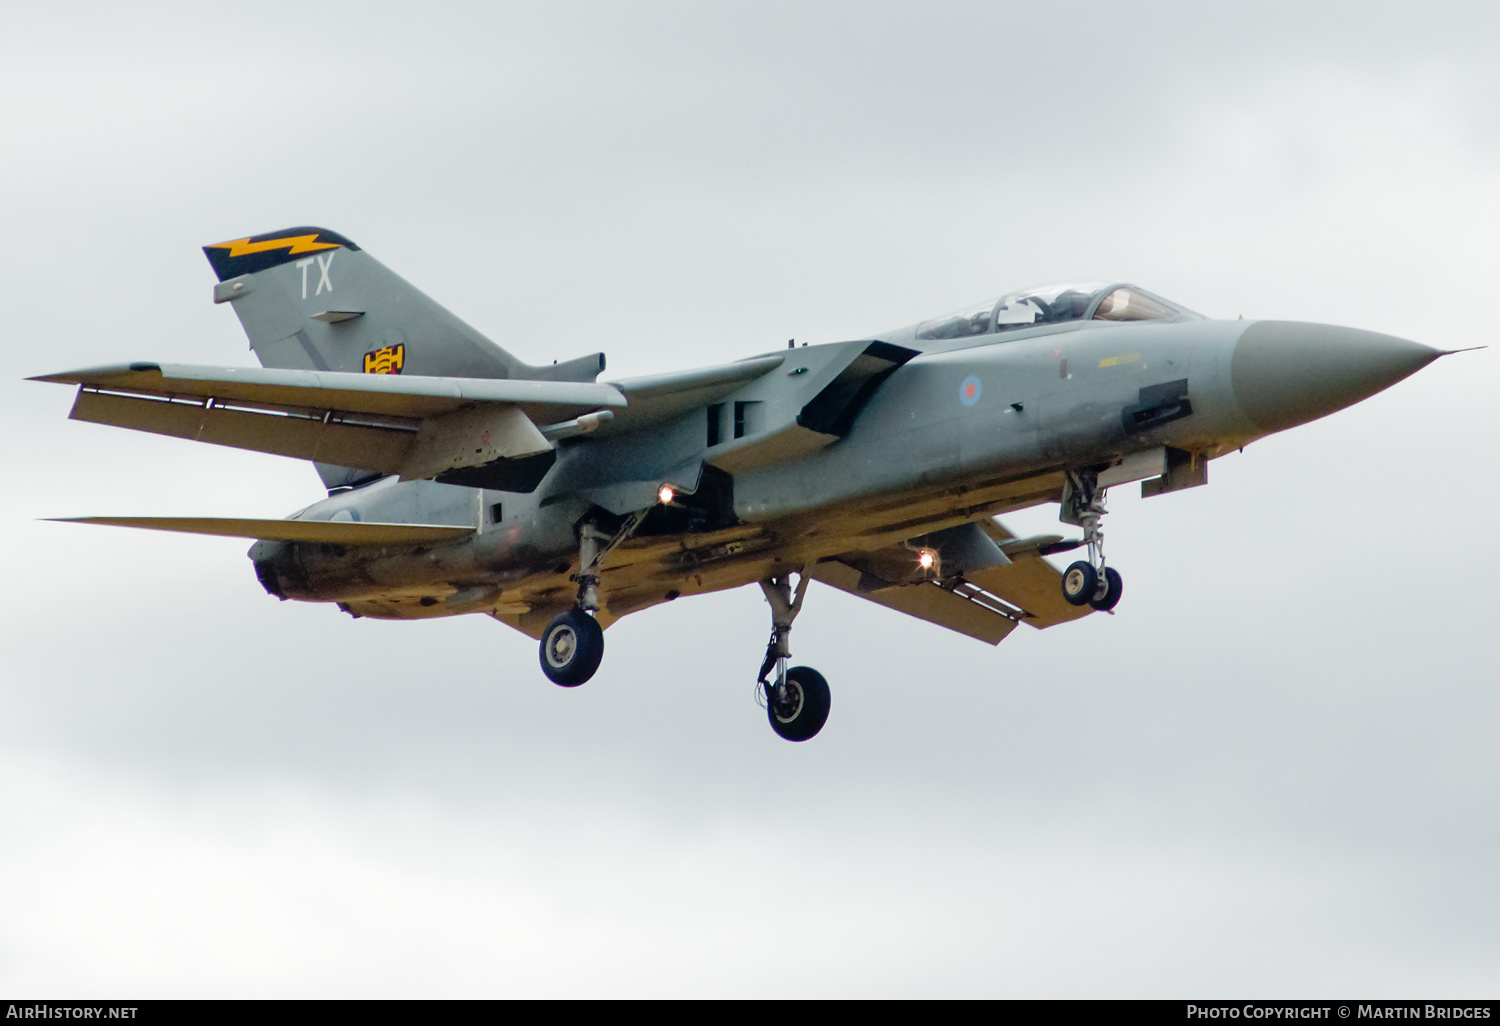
[1060,468,1126,612]
[1061,560,1097,606]
[1089,566,1124,611]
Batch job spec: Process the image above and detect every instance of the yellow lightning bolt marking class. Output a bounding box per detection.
[209,234,342,258]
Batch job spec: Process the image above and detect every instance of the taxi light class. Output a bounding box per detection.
[917,549,935,570]
[658,485,675,505]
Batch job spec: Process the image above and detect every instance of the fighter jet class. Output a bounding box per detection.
[32,227,1450,741]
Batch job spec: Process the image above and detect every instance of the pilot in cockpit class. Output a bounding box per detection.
[993,295,1045,329]
[911,282,1197,341]
[1009,289,1094,327]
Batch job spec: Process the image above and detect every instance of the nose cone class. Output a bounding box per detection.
[1231,321,1442,434]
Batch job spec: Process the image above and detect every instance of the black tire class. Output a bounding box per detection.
[767,666,831,742]
[539,609,604,687]
[1061,560,1097,606]
[1089,567,1123,611]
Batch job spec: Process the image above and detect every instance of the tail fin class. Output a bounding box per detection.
[205,226,605,491]
[203,227,604,383]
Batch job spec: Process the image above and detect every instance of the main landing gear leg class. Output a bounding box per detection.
[757,573,830,742]
[1060,469,1124,612]
[539,514,641,687]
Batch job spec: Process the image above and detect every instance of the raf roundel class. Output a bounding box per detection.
[959,375,982,407]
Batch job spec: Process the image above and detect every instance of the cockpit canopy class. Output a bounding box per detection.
[914,282,1199,341]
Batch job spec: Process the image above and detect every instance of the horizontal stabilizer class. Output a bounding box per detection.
[48,517,475,545]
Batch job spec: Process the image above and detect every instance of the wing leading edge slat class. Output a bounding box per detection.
[31,363,626,419]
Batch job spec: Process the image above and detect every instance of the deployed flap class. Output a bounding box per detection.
[807,559,1020,645]
[32,363,624,489]
[61,382,421,478]
[970,519,1093,629]
[808,516,1092,641]
[959,560,1093,629]
[48,516,475,544]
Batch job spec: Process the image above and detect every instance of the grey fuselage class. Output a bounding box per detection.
[251,313,1437,629]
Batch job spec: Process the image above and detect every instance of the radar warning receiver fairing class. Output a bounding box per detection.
[33,228,1453,742]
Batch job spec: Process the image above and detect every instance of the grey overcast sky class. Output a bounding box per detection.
[2,0,1497,997]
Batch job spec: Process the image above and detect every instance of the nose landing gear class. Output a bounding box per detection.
[1060,469,1125,612]
[757,573,831,742]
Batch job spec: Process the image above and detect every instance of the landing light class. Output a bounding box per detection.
[917,549,936,570]
[658,485,675,505]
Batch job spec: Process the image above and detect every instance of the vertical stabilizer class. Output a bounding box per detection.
[203,227,603,383]
[204,227,605,490]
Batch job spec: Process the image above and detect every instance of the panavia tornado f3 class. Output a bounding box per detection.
[33,227,1451,741]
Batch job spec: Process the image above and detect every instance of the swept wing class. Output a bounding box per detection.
[30,362,627,490]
